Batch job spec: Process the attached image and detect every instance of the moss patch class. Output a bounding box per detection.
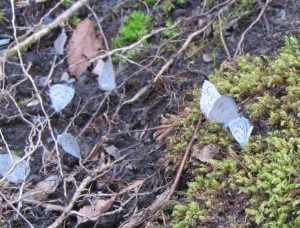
[167,37,300,227]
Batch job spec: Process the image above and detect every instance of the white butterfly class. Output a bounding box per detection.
[98,58,116,91]
[49,84,75,112]
[57,133,81,158]
[228,117,253,147]
[200,80,253,146]
[200,80,239,124]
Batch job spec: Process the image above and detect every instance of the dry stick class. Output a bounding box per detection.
[218,14,232,60]
[7,0,89,56]
[106,124,182,138]
[233,0,271,58]
[43,54,58,86]
[47,176,92,228]
[16,0,64,43]
[258,0,270,35]
[0,192,34,228]
[76,92,111,138]
[166,114,202,201]
[47,153,129,228]
[120,189,170,228]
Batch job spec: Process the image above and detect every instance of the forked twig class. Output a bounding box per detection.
[233,0,271,58]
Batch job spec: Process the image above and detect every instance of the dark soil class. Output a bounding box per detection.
[0,0,299,227]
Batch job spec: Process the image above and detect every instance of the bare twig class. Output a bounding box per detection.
[47,176,92,228]
[233,0,271,58]
[166,114,202,200]
[218,15,232,60]
[0,192,34,228]
[120,189,170,228]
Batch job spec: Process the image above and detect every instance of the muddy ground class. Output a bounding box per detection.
[0,0,299,227]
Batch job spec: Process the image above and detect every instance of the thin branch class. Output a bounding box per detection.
[166,114,202,200]
[233,0,271,58]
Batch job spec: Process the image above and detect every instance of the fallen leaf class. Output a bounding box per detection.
[104,145,119,159]
[91,59,105,76]
[66,18,102,79]
[192,144,220,163]
[77,199,113,224]
[76,179,144,224]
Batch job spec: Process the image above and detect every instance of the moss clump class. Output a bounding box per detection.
[114,11,152,47]
[168,37,300,227]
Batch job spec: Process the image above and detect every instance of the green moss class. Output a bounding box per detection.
[62,0,76,8]
[144,0,157,7]
[0,11,4,24]
[113,11,152,47]
[167,37,300,227]
[163,21,180,38]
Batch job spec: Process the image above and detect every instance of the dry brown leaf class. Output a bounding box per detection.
[77,199,114,224]
[76,179,144,224]
[191,144,220,163]
[91,59,105,76]
[66,18,102,79]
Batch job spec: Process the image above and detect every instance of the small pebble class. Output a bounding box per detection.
[203,53,213,62]
[60,72,69,82]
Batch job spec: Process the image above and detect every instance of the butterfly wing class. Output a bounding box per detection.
[98,58,116,91]
[200,80,221,117]
[49,84,75,112]
[208,95,239,123]
[57,133,81,158]
[228,117,253,147]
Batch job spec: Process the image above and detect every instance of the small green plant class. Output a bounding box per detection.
[70,13,81,25]
[144,0,157,7]
[163,21,180,38]
[163,0,175,13]
[62,0,76,8]
[114,11,152,47]
[212,43,221,66]
[0,11,4,24]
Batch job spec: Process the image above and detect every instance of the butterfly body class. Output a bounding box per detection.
[200,80,253,146]
[208,95,239,123]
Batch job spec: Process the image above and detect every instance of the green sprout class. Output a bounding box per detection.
[163,21,180,38]
[114,11,152,47]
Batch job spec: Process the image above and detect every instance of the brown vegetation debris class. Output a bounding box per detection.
[66,18,103,79]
